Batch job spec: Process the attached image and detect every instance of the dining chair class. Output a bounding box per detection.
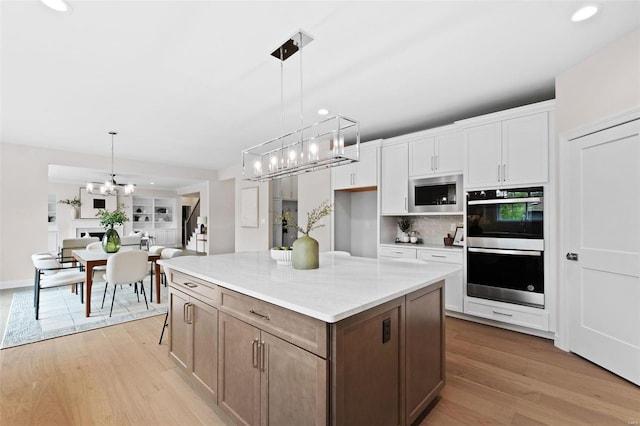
[86,241,107,283]
[32,255,85,320]
[159,248,183,285]
[101,250,149,317]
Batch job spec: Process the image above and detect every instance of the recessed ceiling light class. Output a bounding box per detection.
[150,182,155,185]
[318,108,329,116]
[41,0,72,12]
[571,5,598,22]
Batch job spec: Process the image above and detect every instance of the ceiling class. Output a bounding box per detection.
[2,1,639,187]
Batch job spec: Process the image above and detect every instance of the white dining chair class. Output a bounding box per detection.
[86,241,107,283]
[101,250,149,317]
[32,255,85,320]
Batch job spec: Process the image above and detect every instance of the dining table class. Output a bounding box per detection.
[72,249,162,317]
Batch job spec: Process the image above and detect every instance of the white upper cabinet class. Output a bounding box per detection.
[332,142,378,190]
[380,143,409,214]
[409,131,464,177]
[463,103,552,189]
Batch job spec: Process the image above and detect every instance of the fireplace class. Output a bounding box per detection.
[81,231,105,240]
[76,227,107,240]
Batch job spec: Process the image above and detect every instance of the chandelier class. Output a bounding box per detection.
[86,132,135,196]
[242,30,360,181]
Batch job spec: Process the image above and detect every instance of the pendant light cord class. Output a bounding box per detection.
[299,32,304,140]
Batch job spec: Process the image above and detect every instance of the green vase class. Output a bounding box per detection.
[292,234,319,270]
[102,227,121,253]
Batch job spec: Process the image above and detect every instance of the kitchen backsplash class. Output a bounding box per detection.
[397,216,463,245]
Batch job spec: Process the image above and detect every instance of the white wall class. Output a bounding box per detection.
[556,27,640,134]
[0,143,228,288]
[233,167,271,252]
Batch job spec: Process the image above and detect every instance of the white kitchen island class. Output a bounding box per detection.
[159,251,461,426]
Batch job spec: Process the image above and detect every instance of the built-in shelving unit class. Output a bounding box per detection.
[132,196,177,246]
[47,194,57,224]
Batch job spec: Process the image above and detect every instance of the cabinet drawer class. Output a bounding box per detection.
[465,299,549,331]
[169,270,219,304]
[220,288,328,358]
[379,246,417,259]
[416,249,462,264]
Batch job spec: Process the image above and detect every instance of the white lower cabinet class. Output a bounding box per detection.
[464,297,549,331]
[378,245,464,313]
[417,248,463,313]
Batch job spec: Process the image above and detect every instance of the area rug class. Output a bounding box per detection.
[1,278,168,349]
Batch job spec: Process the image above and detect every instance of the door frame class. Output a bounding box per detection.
[557,106,640,351]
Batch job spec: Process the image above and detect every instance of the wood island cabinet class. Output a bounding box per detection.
[169,273,218,401]
[165,260,447,426]
[218,312,327,426]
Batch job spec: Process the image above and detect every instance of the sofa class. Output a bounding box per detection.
[59,237,100,263]
[120,232,142,248]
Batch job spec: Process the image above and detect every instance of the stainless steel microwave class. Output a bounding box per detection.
[408,174,463,213]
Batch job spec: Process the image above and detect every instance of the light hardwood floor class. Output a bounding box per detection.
[0,290,638,425]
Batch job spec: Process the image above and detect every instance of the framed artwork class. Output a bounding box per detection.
[79,188,117,218]
[240,186,259,227]
[453,226,465,246]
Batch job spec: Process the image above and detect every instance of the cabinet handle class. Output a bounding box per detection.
[497,164,501,182]
[431,254,446,258]
[430,156,434,171]
[186,303,193,324]
[405,197,408,212]
[183,282,198,288]
[492,310,513,317]
[249,309,271,321]
[503,164,507,182]
[392,251,404,255]
[252,339,259,368]
[260,341,266,372]
[183,303,188,323]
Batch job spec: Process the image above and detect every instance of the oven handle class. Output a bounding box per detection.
[468,247,542,256]
[467,197,542,205]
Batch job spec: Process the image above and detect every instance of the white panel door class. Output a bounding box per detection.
[565,118,640,385]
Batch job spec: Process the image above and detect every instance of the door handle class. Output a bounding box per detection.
[260,341,266,372]
[566,252,579,261]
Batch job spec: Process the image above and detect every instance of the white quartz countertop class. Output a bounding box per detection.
[159,251,461,323]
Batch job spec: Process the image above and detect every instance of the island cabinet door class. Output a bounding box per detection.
[219,312,328,426]
[331,298,404,426]
[169,287,218,402]
[260,331,327,426]
[169,289,190,370]
[405,282,445,425]
[190,297,218,400]
[218,312,261,426]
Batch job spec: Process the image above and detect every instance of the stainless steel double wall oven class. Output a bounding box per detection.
[466,187,545,308]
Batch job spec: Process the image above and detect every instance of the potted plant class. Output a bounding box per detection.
[277,200,332,269]
[397,216,411,243]
[96,204,129,253]
[58,196,82,219]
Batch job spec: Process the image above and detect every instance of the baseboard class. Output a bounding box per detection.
[0,279,31,290]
